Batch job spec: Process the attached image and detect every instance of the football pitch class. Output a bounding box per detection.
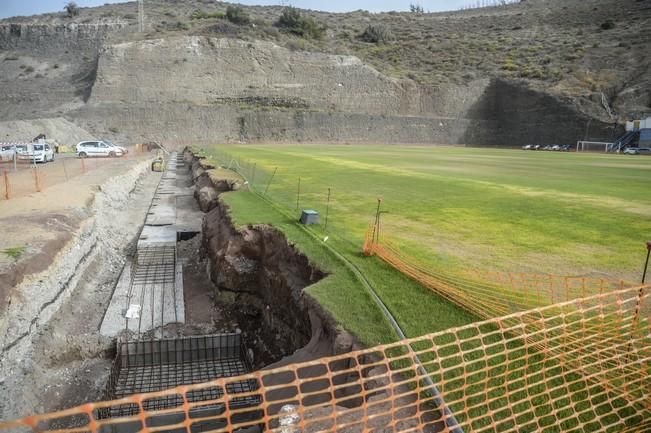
[202,144,651,344]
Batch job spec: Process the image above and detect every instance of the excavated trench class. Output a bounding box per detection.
[182,150,354,369]
[0,151,354,423]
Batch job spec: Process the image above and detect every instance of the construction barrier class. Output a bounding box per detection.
[363,229,630,320]
[0,150,151,201]
[0,285,649,433]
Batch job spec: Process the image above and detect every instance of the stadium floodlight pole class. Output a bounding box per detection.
[643,241,651,284]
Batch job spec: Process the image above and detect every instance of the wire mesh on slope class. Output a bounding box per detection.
[1,285,649,433]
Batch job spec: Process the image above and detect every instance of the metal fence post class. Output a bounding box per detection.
[62,158,69,181]
[296,177,301,210]
[264,167,277,195]
[3,171,9,200]
[33,167,42,192]
[324,188,331,232]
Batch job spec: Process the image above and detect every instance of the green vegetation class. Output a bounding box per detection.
[64,1,79,18]
[190,9,225,20]
[197,144,651,347]
[358,24,393,44]
[275,7,326,40]
[225,6,250,26]
[208,145,651,283]
[2,246,26,260]
[220,192,399,345]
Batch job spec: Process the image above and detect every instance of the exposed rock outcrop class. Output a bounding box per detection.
[189,153,356,368]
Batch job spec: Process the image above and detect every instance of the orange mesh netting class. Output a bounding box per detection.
[362,227,630,320]
[1,285,649,433]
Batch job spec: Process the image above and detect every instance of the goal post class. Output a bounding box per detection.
[576,140,613,152]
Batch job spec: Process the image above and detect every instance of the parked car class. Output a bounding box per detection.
[0,144,28,161]
[76,140,125,158]
[560,144,572,151]
[533,144,541,150]
[102,139,128,155]
[551,145,561,151]
[1,145,15,161]
[522,144,533,150]
[17,143,54,163]
[624,147,651,155]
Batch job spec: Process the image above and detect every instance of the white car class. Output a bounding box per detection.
[0,144,28,161]
[17,143,54,163]
[76,140,125,158]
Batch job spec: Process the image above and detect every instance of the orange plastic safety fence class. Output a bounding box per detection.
[1,286,649,433]
[363,227,629,320]
[0,151,151,201]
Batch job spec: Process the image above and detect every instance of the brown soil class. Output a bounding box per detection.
[184,150,356,370]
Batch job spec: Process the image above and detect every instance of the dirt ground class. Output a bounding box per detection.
[0,154,151,309]
[0,155,159,420]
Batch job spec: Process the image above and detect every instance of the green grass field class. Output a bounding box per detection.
[201,144,651,345]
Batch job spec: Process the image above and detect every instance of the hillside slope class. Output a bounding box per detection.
[1,0,649,146]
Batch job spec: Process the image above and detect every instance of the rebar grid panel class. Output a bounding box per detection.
[363,231,631,319]
[125,245,177,337]
[104,334,257,419]
[3,285,649,433]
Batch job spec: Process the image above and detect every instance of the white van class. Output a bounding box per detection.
[76,140,126,158]
[17,143,54,163]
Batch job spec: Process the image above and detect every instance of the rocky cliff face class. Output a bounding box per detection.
[63,35,607,146]
[0,23,123,121]
[89,37,434,116]
[1,27,618,146]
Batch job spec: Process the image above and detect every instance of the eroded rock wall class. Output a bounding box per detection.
[0,23,124,121]
[190,153,354,367]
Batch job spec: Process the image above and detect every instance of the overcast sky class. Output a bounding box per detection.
[0,1,474,19]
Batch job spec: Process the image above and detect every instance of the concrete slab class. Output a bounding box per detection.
[138,226,177,247]
[99,262,133,337]
[100,152,205,339]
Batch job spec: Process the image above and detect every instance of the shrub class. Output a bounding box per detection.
[600,20,615,30]
[358,24,393,44]
[276,7,326,39]
[410,4,424,13]
[190,9,224,20]
[173,21,190,31]
[226,6,250,25]
[64,1,79,18]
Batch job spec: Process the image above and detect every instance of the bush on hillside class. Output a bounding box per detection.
[600,20,615,30]
[190,9,225,20]
[275,7,326,39]
[64,2,79,18]
[358,24,393,44]
[410,4,424,13]
[226,6,250,25]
